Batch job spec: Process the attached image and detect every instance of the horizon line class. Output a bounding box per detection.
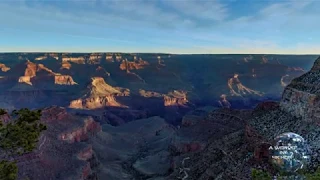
[0,51,319,56]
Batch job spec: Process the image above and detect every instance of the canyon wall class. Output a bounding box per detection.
[280,57,320,124]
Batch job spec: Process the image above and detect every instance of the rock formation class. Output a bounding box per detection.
[115,55,122,62]
[35,56,47,61]
[119,58,149,71]
[18,76,32,85]
[62,56,86,64]
[105,55,114,62]
[60,61,71,70]
[53,75,77,85]
[139,89,163,98]
[69,77,129,109]
[87,54,102,64]
[228,73,263,96]
[10,106,102,180]
[19,61,78,87]
[280,57,320,123]
[164,90,188,106]
[218,94,231,108]
[281,67,306,87]
[49,53,59,60]
[24,60,37,77]
[0,63,10,72]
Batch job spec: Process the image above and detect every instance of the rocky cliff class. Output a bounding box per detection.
[139,89,189,107]
[18,76,32,85]
[23,61,78,87]
[24,60,37,77]
[12,106,102,180]
[280,56,320,123]
[69,77,129,109]
[228,73,263,97]
[54,75,77,85]
[164,90,188,106]
[119,58,149,71]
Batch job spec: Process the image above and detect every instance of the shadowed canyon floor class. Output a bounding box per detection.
[0,53,320,179]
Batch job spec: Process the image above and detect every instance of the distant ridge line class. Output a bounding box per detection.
[0,52,319,56]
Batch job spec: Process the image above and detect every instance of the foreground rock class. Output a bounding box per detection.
[8,106,102,180]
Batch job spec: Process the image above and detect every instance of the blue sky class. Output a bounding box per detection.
[0,0,319,54]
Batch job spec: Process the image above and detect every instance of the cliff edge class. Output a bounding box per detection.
[280,56,320,123]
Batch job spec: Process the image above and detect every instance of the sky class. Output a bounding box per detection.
[0,0,319,54]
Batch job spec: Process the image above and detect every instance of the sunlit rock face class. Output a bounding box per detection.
[54,75,77,85]
[0,63,10,72]
[35,56,47,61]
[228,73,263,97]
[119,58,149,71]
[24,60,37,77]
[60,61,71,70]
[62,56,86,64]
[164,90,188,106]
[69,77,129,109]
[280,56,320,124]
[18,76,32,85]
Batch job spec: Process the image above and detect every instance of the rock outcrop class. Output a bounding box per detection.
[0,63,10,72]
[24,60,37,77]
[18,61,78,88]
[218,94,231,108]
[139,89,163,98]
[60,117,102,143]
[311,56,320,72]
[87,54,102,64]
[18,76,32,85]
[164,90,188,106]
[91,116,176,179]
[62,56,86,64]
[35,56,47,61]
[228,73,263,96]
[69,77,129,109]
[60,61,71,70]
[280,57,320,123]
[105,55,114,62]
[54,75,77,85]
[281,67,306,87]
[1,106,102,180]
[119,58,149,71]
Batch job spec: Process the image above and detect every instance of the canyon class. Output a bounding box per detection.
[0,53,319,179]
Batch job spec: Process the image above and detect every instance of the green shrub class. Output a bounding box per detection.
[0,108,46,180]
[251,168,272,180]
[305,167,320,180]
[0,108,46,155]
[0,160,18,180]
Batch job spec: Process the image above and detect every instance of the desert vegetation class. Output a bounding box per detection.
[0,108,46,180]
